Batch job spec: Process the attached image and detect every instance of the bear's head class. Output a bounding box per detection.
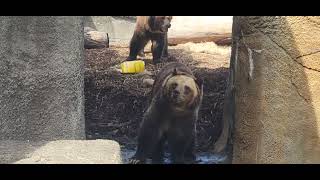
[163,68,203,112]
[148,16,173,33]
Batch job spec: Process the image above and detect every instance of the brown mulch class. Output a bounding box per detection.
[84,44,230,152]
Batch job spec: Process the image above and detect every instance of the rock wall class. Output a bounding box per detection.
[84,16,136,45]
[84,16,232,45]
[0,16,85,141]
[231,16,320,163]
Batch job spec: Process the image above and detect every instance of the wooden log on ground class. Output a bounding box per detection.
[84,28,109,49]
[168,33,232,46]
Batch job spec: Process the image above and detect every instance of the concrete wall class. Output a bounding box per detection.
[84,16,136,44]
[0,16,85,141]
[168,16,232,38]
[230,16,320,163]
[84,16,232,45]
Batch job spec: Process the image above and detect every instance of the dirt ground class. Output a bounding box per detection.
[84,42,231,153]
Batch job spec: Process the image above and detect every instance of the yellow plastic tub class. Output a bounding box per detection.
[120,60,145,74]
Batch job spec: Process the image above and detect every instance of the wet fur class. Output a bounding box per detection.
[129,62,203,164]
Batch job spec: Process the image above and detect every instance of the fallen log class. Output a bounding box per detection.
[84,28,109,49]
[168,33,232,46]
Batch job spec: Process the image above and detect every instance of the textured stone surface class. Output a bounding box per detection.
[0,16,85,141]
[84,16,136,44]
[231,16,320,163]
[0,140,121,164]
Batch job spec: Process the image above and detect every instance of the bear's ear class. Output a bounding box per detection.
[148,16,156,31]
[173,68,178,75]
[195,77,204,87]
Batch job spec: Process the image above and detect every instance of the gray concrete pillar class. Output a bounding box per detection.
[0,16,85,141]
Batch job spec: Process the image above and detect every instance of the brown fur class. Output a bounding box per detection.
[129,62,203,164]
[127,16,173,64]
[135,16,172,33]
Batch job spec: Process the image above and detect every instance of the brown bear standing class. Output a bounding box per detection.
[126,16,172,64]
[129,62,204,164]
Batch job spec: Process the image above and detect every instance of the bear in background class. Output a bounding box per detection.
[127,16,172,64]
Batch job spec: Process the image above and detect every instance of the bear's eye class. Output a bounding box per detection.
[171,83,178,89]
[184,86,191,95]
[161,16,166,20]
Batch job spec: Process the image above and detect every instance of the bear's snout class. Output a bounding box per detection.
[172,89,180,98]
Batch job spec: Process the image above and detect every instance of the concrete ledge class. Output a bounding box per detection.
[0,140,122,164]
